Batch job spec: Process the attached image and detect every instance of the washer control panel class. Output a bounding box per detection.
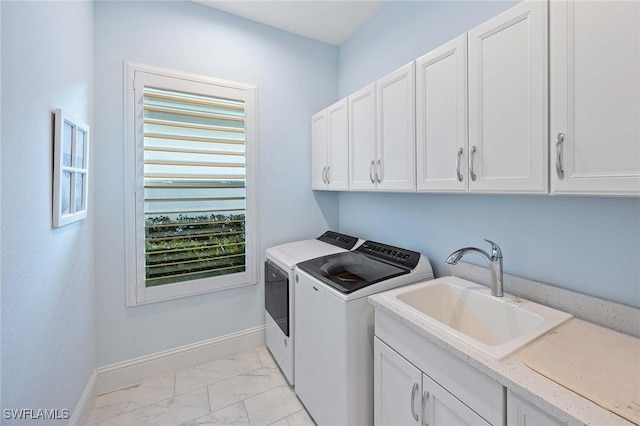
[355,241,421,270]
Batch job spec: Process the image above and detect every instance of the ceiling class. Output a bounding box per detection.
[193,1,388,46]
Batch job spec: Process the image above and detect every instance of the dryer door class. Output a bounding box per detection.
[265,259,289,336]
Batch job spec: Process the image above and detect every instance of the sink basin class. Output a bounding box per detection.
[380,276,572,360]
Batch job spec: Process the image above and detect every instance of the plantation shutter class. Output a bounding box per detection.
[142,86,247,287]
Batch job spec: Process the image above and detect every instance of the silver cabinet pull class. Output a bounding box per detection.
[469,145,477,181]
[556,133,565,179]
[456,148,464,182]
[376,159,382,183]
[369,161,375,183]
[410,382,419,422]
[327,166,331,184]
[322,166,327,184]
[421,390,429,426]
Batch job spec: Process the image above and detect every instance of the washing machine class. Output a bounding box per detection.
[294,240,434,426]
[264,231,361,385]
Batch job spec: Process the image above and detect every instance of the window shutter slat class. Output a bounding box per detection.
[142,86,247,287]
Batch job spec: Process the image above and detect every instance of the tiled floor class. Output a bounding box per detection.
[86,347,315,426]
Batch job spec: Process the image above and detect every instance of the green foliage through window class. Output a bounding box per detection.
[145,213,246,287]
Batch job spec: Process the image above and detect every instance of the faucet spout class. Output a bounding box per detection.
[446,240,504,297]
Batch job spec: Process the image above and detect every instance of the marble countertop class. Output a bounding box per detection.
[369,293,636,426]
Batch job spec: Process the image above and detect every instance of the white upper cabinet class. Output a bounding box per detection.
[312,99,349,191]
[327,99,349,190]
[376,62,417,192]
[416,34,468,193]
[468,0,549,194]
[550,0,640,196]
[348,64,417,192]
[311,110,328,190]
[349,83,377,191]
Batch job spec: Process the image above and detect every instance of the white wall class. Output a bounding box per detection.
[337,1,640,307]
[1,1,95,422]
[94,1,339,366]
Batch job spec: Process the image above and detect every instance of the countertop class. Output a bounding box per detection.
[369,293,638,426]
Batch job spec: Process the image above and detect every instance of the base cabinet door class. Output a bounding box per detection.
[423,374,490,426]
[507,390,563,426]
[550,0,640,196]
[375,337,492,426]
[374,337,422,426]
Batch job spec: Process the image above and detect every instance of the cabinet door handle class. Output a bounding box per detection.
[421,390,429,426]
[555,133,565,179]
[322,166,327,184]
[369,161,375,183]
[327,166,331,184]
[376,159,382,183]
[456,148,464,182]
[410,382,419,422]
[469,145,477,182]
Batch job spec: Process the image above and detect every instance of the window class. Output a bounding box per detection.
[125,63,258,305]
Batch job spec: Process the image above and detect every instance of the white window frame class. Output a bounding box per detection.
[124,62,259,306]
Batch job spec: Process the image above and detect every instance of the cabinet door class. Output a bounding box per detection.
[327,99,349,190]
[550,0,640,196]
[311,110,328,190]
[349,83,377,191]
[423,373,491,426]
[374,338,422,426]
[416,34,468,193]
[507,390,563,426]
[376,62,417,192]
[468,0,548,194]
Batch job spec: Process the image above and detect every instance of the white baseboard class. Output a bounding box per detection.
[68,370,97,426]
[96,325,266,395]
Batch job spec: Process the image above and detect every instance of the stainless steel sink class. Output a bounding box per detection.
[379,276,572,359]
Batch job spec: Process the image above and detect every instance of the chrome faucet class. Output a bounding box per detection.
[446,240,504,297]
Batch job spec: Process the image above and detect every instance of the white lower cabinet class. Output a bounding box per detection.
[375,337,490,426]
[374,337,422,425]
[507,390,563,426]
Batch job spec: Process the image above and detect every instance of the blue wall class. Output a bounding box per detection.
[1,0,96,421]
[94,1,340,366]
[337,1,640,307]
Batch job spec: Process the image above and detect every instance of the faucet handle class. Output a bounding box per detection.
[483,239,502,260]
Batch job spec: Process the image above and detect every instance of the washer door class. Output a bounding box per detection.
[265,260,289,336]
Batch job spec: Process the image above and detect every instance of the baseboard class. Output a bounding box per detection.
[68,370,97,426]
[96,325,266,395]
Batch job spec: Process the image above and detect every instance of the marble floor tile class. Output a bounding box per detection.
[86,347,314,426]
[284,409,316,426]
[244,385,303,426]
[256,346,277,368]
[174,366,233,396]
[207,367,287,412]
[195,355,262,378]
[86,374,175,424]
[105,387,210,426]
[266,419,289,426]
[228,349,260,362]
[175,352,263,396]
[180,401,250,425]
